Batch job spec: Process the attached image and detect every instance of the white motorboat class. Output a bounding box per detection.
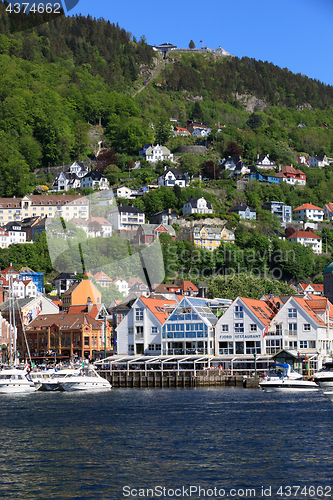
[313,362,333,389]
[259,363,318,392]
[58,367,111,392]
[322,390,333,402]
[0,368,36,393]
[41,368,81,391]
[29,370,57,391]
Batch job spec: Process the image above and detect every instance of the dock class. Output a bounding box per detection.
[98,370,260,388]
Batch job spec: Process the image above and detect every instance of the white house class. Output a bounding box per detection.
[116,296,178,355]
[323,203,333,220]
[215,297,275,356]
[0,227,9,248]
[192,127,211,137]
[287,230,322,254]
[113,278,129,297]
[255,154,276,170]
[4,222,26,245]
[309,155,330,167]
[293,203,324,222]
[145,144,173,163]
[81,170,109,190]
[86,217,113,238]
[271,296,333,355]
[23,280,38,298]
[183,196,213,216]
[158,168,190,188]
[113,186,136,199]
[107,204,145,232]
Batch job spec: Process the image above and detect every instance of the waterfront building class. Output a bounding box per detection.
[117,296,178,355]
[161,297,232,355]
[25,311,113,360]
[62,279,101,311]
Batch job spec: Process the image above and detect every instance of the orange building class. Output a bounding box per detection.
[62,279,101,311]
[25,312,113,360]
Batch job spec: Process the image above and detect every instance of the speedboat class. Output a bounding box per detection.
[322,390,333,402]
[29,370,57,391]
[313,362,333,389]
[259,363,318,392]
[0,368,36,393]
[58,367,111,391]
[40,368,81,391]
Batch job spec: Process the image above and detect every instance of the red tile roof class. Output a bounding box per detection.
[139,297,177,324]
[293,203,323,211]
[287,230,321,240]
[239,297,275,326]
[179,281,199,292]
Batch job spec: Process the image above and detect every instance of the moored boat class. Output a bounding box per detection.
[0,368,36,393]
[313,362,333,389]
[58,367,111,391]
[259,363,318,392]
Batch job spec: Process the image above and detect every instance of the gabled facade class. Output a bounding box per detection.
[275,165,306,186]
[0,227,9,248]
[93,271,113,289]
[145,144,173,163]
[228,204,256,220]
[255,154,276,170]
[309,155,329,167]
[81,170,109,190]
[297,283,324,296]
[149,210,178,225]
[113,186,136,199]
[215,297,275,356]
[323,203,333,220]
[161,297,232,355]
[113,278,129,297]
[116,296,178,355]
[183,196,213,216]
[134,223,175,245]
[62,279,101,311]
[271,296,333,355]
[158,168,190,188]
[187,225,235,250]
[293,203,324,221]
[192,127,211,137]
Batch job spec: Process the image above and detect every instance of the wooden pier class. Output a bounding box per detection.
[98,370,260,388]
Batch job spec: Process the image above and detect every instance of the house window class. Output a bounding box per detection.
[266,339,281,354]
[308,340,315,349]
[275,324,282,335]
[288,323,297,335]
[148,344,155,351]
[221,325,228,332]
[135,309,143,321]
[84,337,90,346]
[288,308,297,318]
[250,324,257,331]
[234,306,243,319]
[151,327,158,334]
[299,340,308,349]
[128,327,134,335]
[136,326,144,338]
[235,323,244,333]
[303,324,311,331]
[128,345,134,351]
[219,341,233,355]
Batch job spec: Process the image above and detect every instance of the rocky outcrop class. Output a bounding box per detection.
[233,93,266,113]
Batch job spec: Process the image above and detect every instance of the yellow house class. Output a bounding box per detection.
[187,226,235,251]
[62,279,101,310]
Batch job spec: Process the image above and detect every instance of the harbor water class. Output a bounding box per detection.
[1,387,333,499]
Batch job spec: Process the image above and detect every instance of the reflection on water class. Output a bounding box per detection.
[0,388,333,499]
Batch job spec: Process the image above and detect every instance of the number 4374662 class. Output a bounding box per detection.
[5,3,61,14]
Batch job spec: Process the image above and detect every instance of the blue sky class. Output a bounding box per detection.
[64,0,333,86]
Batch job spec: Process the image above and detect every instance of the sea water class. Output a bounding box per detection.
[0,387,332,499]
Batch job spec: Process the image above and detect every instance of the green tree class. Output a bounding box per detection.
[189,40,195,49]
